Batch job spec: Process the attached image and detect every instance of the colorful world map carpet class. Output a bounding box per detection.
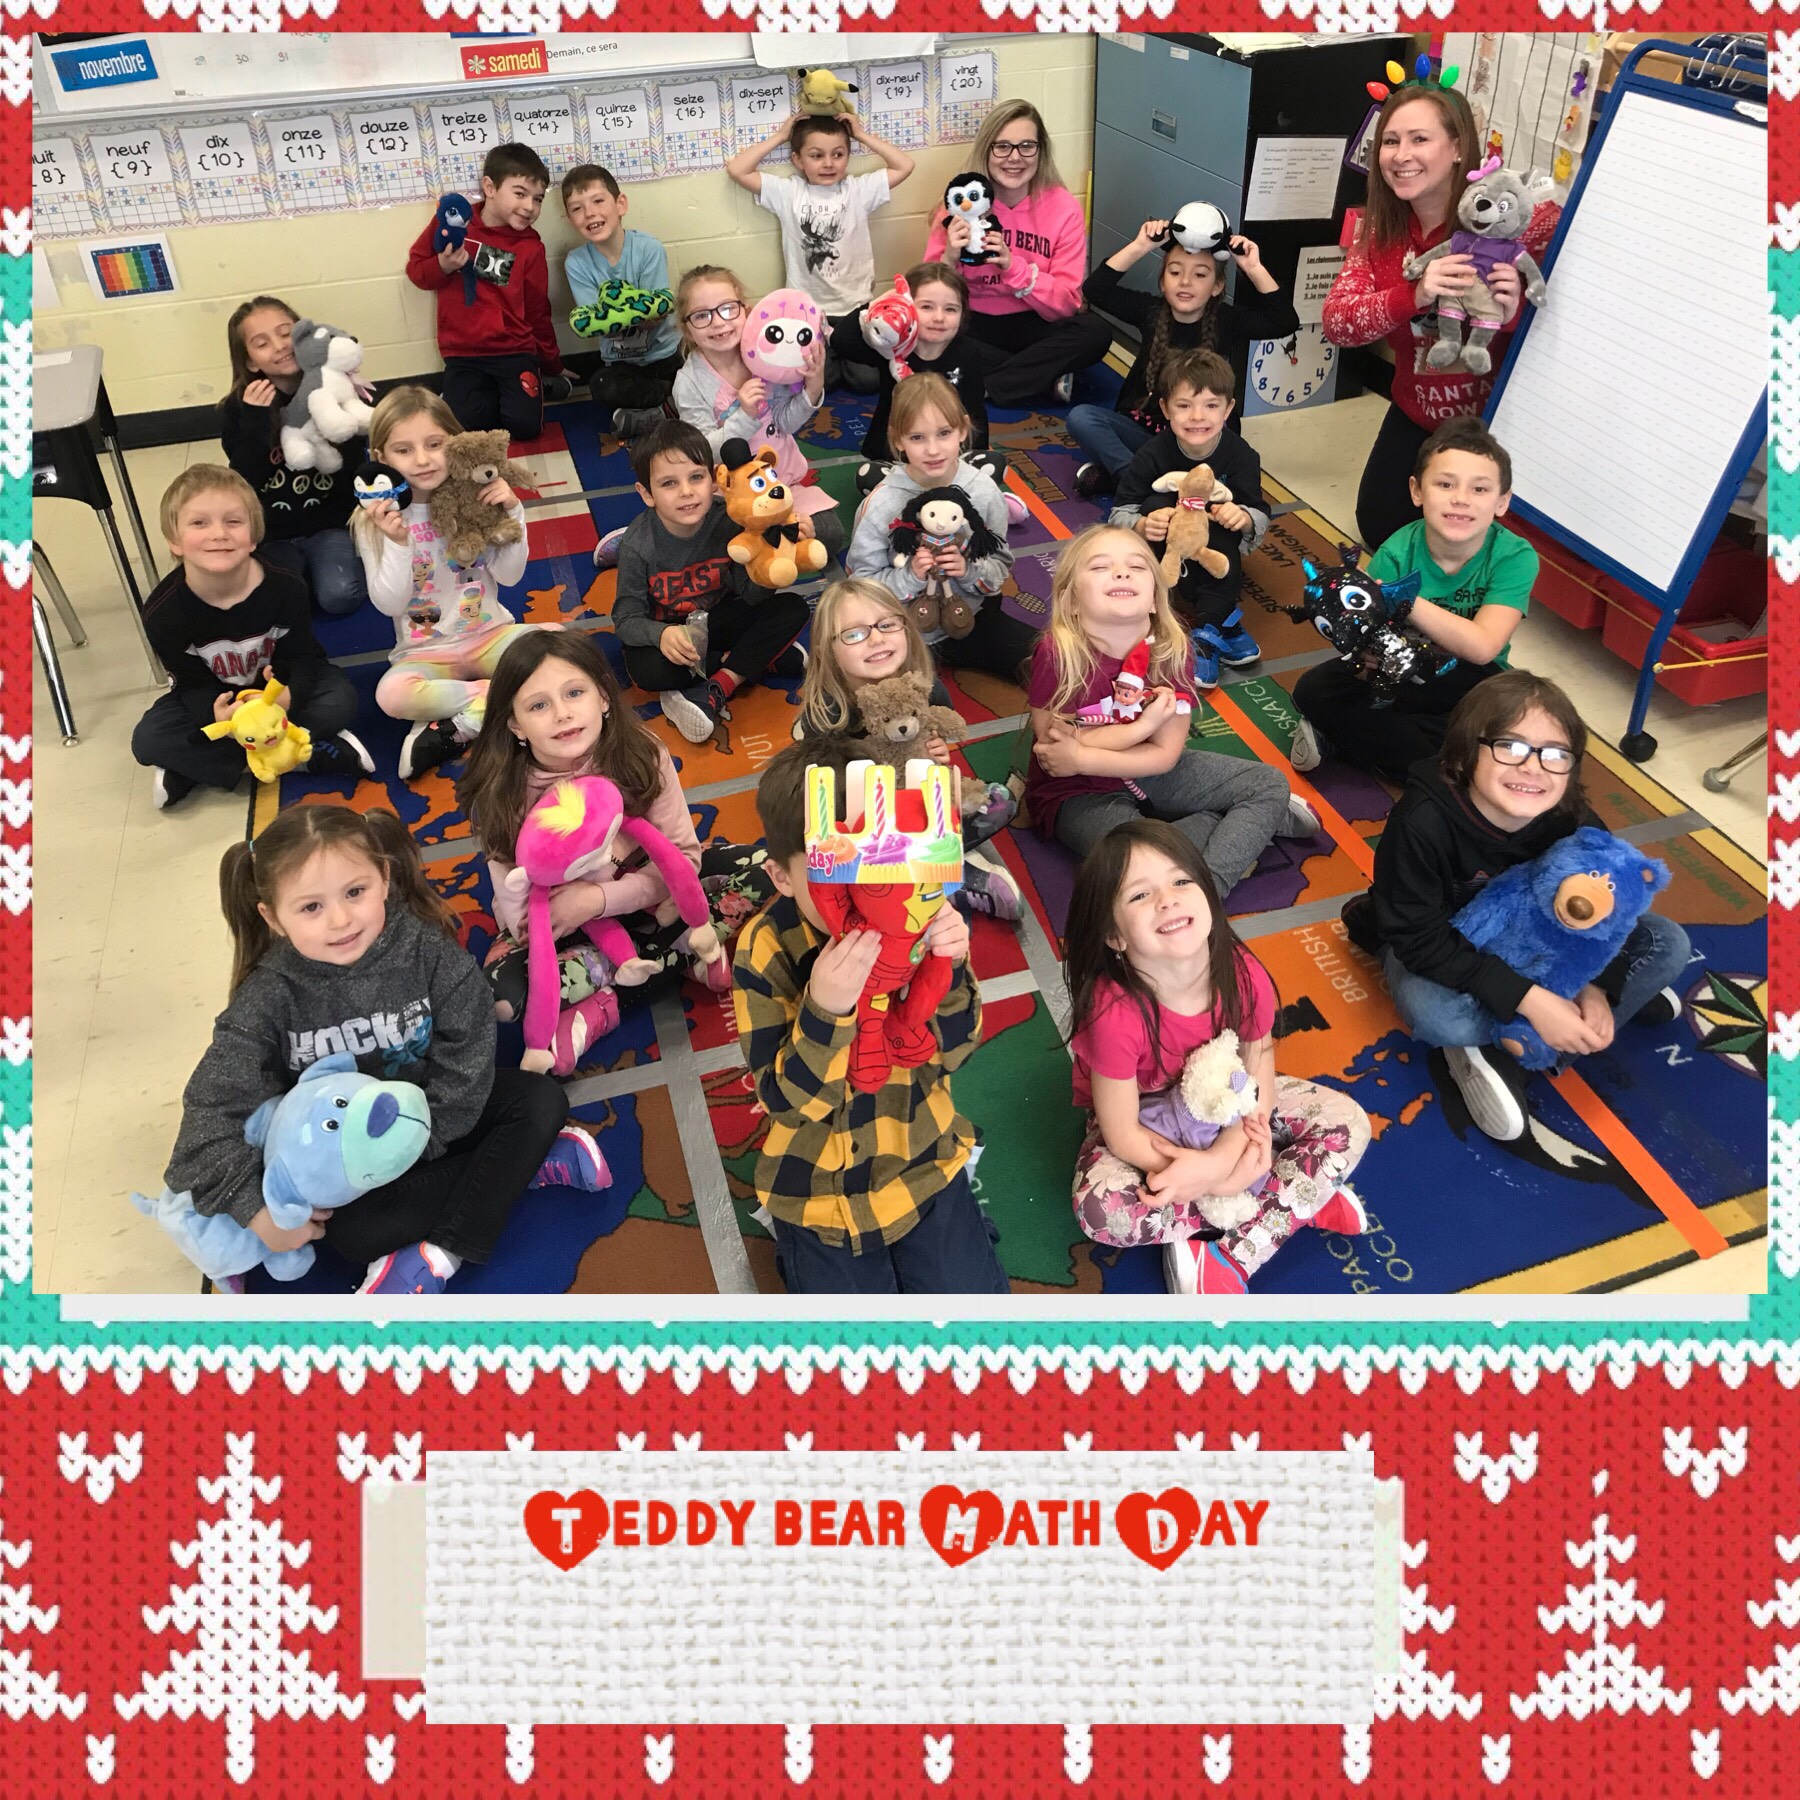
[243,382,1767,1298]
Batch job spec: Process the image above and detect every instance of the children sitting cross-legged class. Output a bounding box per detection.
[794,577,1022,922]
[164,806,603,1298]
[1289,416,1540,782]
[133,465,373,811]
[613,419,811,745]
[733,737,1011,1295]
[459,631,769,1076]
[1064,820,1373,1296]
[1025,524,1316,895]
[1110,348,1269,688]
[1350,670,1691,1145]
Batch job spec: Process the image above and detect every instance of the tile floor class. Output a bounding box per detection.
[31,398,1769,1297]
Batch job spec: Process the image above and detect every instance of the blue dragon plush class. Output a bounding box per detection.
[1284,547,1456,707]
[130,1054,431,1283]
[1452,826,1672,1070]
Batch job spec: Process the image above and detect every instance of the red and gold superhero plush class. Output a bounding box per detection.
[804,760,964,1094]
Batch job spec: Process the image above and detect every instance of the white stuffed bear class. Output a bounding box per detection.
[1137,1029,1266,1230]
[281,319,375,474]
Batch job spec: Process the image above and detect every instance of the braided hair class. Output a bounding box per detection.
[1130,249,1224,428]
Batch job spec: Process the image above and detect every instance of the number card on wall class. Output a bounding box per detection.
[938,48,996,142]
[91,125,184,231]
[177,119,265,223]
[505,95,575,157]
[659,78,725,174]
[428,98,499,198]
[731,73,791,159]
[866,59,928,150]
[583,89,656,183]
[32,138,96,238]
[268,112,350,214]
[350,105,428,207]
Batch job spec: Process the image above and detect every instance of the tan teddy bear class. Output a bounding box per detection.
[851,673,990,819]
[428,430,535,568]
[1149,462,1233,587]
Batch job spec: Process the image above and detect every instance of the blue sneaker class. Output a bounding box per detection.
[359,1243,449,1297]
[530,1124,611,1192]
[1203,613,1261,668]
[1189,631,1221,690]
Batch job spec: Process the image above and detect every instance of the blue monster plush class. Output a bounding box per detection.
[130,1054,431,1283]
[1451,826,1672,1070]
[434,193,478,307]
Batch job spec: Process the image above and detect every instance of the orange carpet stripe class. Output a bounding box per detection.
[1550,1067,1728,1258]
[1201,683,1376,882]
[1006,466,1073,542]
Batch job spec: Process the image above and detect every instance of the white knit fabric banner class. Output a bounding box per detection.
[425,1451,1379,1724]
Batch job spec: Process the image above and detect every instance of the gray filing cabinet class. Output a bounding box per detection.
[1091,33,1408,415]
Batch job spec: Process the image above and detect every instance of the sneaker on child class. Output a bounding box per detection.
[1636,986,1683,1027]
[1289,717,1325,773]
[398,716,467,782]
[1163,1235,1248,1296]
[955,849,1022,922]
[1190,632,1221,691]
[768,643,809,681]
[611,404,668,440]
[542,373,575,404]
[1002,491,1029,529]
[660,680,725,745]
[305,731,376,779]
[530,1124,611,1192]
[1281,793,1321,839]
[360,1242,456,1297]
[1440,1043,1530,1143]
[592,525,629,572]
[1053,372,1075,404]
[1308,1185,1370,1236]
[152,767,197,811]
[1074,461,1112,500]
[1197,616,1260,669]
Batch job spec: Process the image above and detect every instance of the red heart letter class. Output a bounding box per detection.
[918,1484,1004,1568]
[1115,1487,1204,1571]
[524,1489,608,1571]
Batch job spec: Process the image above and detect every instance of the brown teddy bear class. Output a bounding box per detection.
[851,673,995,820]
[715,437,829,591]
[1148,462,1233,587]
[428,430,535,567]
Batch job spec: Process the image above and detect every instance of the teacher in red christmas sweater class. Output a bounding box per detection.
[1323,76,1559,550]
[923,100,1112,407]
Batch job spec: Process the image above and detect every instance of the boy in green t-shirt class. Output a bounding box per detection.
[1291,416,1538,783]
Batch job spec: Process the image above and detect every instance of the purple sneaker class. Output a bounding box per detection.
[531,1124,611,1192]
[359,1243,449,1297]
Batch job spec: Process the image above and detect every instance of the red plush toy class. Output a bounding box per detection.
[804,759,965,1094]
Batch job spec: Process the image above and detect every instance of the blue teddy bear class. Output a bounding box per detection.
[131,1054,431,1283]
[1451,825,1672,1071]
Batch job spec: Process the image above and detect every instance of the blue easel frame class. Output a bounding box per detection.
[1483,38,1767,759]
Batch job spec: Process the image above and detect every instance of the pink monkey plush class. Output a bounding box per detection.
[505,777,727,1073]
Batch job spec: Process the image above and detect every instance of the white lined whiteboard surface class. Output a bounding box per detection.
[1488,90,1767,595]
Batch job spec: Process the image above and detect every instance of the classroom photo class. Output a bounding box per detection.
[30,28,1769,1304]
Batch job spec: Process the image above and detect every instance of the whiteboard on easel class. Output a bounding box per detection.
[1486,86,1766,599]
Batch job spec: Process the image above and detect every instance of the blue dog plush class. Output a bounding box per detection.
[433,193,477,307]
[131,1055,431,1283]
[1452,826,1672,1070]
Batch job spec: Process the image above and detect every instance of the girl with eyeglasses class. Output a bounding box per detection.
[663,263,846,565]
[1352,670,1690,1144]
[921,100,1112,407]
[792,579,1023,922]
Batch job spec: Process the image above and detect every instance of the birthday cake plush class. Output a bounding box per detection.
[1451,826,1671,1070]
[805,760,964,1093]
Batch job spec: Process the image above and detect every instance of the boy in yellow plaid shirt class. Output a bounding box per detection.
[732,738,1010,1294]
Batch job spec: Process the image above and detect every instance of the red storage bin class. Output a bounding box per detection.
[1598,541,1767,706]
[1511,515,1608,631]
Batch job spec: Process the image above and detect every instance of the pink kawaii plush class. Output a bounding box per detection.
[741,289,825,389]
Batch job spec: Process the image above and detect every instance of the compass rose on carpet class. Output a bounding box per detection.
[1681,971,1767,1079]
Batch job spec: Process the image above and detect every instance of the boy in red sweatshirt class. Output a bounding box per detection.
[407,144,570,441]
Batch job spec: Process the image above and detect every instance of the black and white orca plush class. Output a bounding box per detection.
[1161,201,1238,261]
[353,459,411,513]
[943,173,999,266]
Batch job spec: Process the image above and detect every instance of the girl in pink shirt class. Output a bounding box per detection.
[923,100,1111,406]
[1063,820,1373,1296]
[459,632,769,1074]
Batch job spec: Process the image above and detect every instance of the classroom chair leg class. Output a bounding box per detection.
[33,592,78,746]
[33,544,88,648]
